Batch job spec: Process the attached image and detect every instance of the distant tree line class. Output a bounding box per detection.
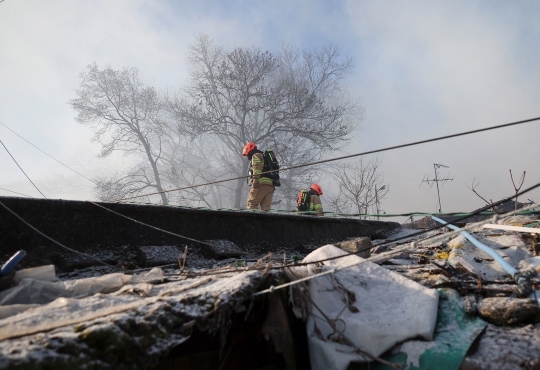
[69,34,388,215]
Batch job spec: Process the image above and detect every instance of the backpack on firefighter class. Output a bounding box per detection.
[247,148,281,187]
[296,189,311,212]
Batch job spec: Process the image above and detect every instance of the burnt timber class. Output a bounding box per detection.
[0,197,400,271]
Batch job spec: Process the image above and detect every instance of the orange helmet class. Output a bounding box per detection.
[242,142,257,156]
[310,183,323,195]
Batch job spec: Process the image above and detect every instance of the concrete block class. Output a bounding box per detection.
[478,297,540,326]
[336,237,372,258]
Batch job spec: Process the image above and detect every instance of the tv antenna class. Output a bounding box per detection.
[420,163,454,213]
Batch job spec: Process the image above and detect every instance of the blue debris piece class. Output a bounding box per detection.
[0,250,27,276]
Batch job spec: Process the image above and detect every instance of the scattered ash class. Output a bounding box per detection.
[56,245,307,280]
[53,229,423,281]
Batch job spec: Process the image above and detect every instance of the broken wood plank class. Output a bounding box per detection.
[483,224,540,234]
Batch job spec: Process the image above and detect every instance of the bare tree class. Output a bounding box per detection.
[465,177,500,213]
[329,156,389,217]
[69,64,170,204]
[466,170,527,213]
[509,169,526,211]
[162,134,235,207]
[167,35,362,208]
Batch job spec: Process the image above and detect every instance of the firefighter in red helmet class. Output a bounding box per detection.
[296,184,324,216]
[242,142,274,211]
[308,184,324,216]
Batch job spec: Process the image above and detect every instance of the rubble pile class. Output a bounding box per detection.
[0,214,539,370]
[0,269,264,369]
[362,215,540,369]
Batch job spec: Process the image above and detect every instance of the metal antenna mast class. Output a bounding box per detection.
[420,163,454,212]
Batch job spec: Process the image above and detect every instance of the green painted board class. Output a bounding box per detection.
[371,289,487,370]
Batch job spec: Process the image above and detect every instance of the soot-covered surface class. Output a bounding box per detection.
[0,197,400,273]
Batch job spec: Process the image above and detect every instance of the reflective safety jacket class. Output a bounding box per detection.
[310,194,324,216]
[250,152,274,186]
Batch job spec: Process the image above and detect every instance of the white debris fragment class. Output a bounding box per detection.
[0,268,164,307]
[293,245,439,370]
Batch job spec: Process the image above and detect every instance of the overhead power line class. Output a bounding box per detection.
[1,176,538,279]
[292,180,540,267]
[0,187,33,198]
[0,120,97,185]
[116,116,540,202]
[106,179,540,274]
[0,139,46,198]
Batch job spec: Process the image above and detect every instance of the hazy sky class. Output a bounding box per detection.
[1,0,539,221]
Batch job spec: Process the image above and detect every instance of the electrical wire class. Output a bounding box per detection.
[88,201,247,252]
[254,195,540,296]
[3,178,536,280]
[2,117,538,275]
[282,183,540,267]
[0,120,97,185]
[117,179,540,277]
[116,116,540,202]
[87,180,540,275]
[0,187,33,198]
[0,139,46,198]
[171,180,540,278]
[0,199,120,270]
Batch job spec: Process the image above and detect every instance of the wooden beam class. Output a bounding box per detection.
[483,224,540,234]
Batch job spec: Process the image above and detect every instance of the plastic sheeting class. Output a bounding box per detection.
[294,245,439,370]
[0,271,258,343]
[0,268,164,317]
[13,265,56,284]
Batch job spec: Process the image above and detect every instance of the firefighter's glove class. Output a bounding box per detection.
[513,268,538,298]
[252,180,260,190]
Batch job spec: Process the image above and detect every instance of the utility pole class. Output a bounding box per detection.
[375,185,386,220]
[420,164,453,213]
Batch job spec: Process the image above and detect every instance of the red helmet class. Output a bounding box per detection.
[242,142,257,156]
[310,183,323,195]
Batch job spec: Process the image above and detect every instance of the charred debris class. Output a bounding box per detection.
[0,198,540,370]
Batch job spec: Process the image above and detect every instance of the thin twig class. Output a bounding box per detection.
[179,246,188,274]
[510,170,526,211]
[465,178,500,213]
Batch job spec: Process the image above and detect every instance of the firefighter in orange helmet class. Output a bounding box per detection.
[242,142,274,211]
